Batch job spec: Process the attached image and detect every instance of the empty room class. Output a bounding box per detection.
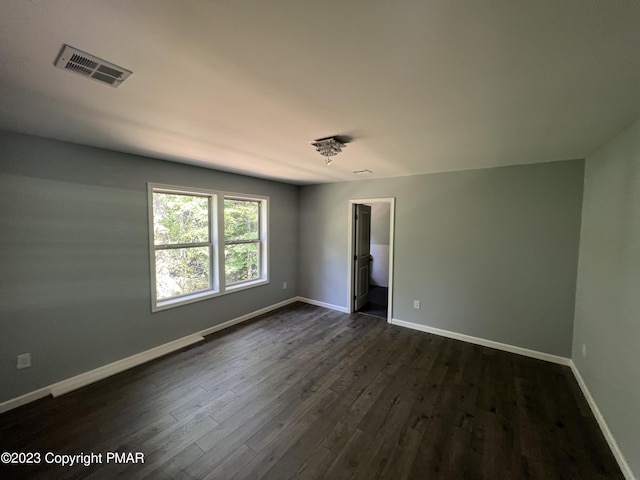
[1,1,639,479]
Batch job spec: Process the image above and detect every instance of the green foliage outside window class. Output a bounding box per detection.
[153,193,210,299]
[153,193,209,245]
[224,199,261,285]
[155,247,210,299]
[152,193,263,301]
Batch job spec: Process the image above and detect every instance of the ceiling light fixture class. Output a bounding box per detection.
[311,136,347,165]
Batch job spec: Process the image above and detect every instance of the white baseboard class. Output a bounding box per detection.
[390,318,571,366]
[569,362,636,480]
[390,317,634,478]
[3,301,633,480]
[0,386,52,414]
[296,296,349,313]
[0,297,300,414]
[199,297,299,336]
[50,334,205,398]
[0,335,204,414]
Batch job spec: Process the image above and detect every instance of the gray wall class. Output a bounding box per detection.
[573,118,640,477]
[0,131,299,403]
[299,160,584,357]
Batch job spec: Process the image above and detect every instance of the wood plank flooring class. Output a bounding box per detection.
[0,303,623,479]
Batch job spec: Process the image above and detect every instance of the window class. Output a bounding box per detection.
[149,184,268,311]
[153,192,213,300]
[224,198,262,285]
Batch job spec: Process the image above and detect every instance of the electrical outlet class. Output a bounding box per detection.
[582,344,587,358]
[413,300,421,310]
[282,281,287,290]
[17,353,31,369]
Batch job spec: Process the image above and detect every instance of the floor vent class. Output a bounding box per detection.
[54,45,132,87]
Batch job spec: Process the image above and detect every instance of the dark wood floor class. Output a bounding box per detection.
[358,285,388,319]
[0,303,623,479]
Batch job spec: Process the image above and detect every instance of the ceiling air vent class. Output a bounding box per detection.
[54,45,132,87]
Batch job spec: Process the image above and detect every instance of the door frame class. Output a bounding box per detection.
[347,197,396,323]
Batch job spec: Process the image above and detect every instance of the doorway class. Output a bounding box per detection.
[347,198,395,322]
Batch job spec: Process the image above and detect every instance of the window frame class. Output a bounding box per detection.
[223,196,264,287]
[148,183,269,312]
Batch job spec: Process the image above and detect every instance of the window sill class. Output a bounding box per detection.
[154,290,220,312]
[225,278,269,293]
[152,278,269,312]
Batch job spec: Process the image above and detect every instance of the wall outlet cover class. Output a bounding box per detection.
[17,353,31,369]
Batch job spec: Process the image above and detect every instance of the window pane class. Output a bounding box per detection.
[225,243,260,285]
[155,247,210,299]
[224,199,259,241]
[154,193,209,245]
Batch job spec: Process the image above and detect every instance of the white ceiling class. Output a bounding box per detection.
[1,1,640,185]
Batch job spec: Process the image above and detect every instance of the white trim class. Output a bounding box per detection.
[155,289,221,312]
[199,297,299,336]
[50,334,205,398]
[148,183,270,313]
[569,362,636,480]
[224,278,270,294]
[1,301,633,480]
[223,194,270,290]
[347,197,396,323]
[387,200,396,323]
[390,317,635,478]
[390,318,571,366]
[148,183,218,312]
[0,386,52,414]
[0,297,299,414]
[296,296,349,313]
